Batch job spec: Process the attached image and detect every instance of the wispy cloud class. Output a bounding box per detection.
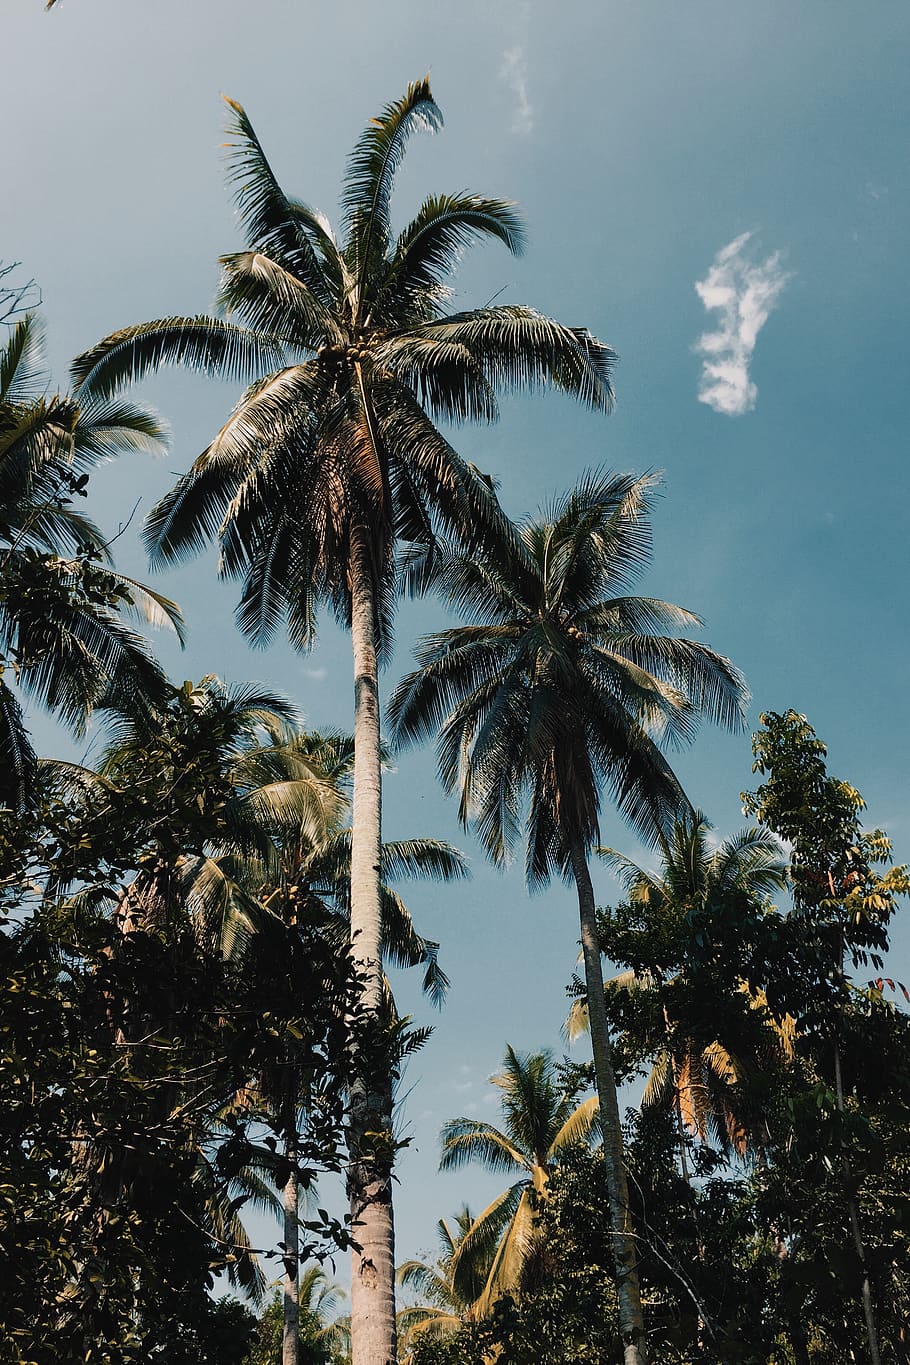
[302,666,327,681]
[500,43,533,135]
[694,232,790,416]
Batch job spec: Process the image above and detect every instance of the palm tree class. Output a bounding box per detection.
[247,1264,350,1365]
[568,813,790,1165]
[71,80,615,1364]
[388,471,749,1364]
[436,1047,598,1318]
[397,1205,490,1340]
[396,1205,496,1361]
[0,313,182,809]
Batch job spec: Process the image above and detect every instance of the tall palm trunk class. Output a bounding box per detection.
[347,527,396,1365]
[283,1096,300,1365]
[570,838,648,1365]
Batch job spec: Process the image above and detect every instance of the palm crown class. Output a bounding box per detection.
[388,469,749,870]
[72,79,615,651]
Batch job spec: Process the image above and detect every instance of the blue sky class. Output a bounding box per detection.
[5,0,909,1276]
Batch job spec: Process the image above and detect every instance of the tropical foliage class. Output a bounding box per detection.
[437,1047,598,1314]
[3,66,909,1365]
[0,315,182,810]
[570,813,791,1160]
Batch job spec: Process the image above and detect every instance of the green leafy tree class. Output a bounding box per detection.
[0,685,356,1363]
[72,80,615,1365]
[743,710,910,1365]
[389,471,748,1363]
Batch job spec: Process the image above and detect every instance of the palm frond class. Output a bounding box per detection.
[72,317,289,401]
[474,1187,536,1312]
[410,306,616,411]
[438,1119,527,1175]
[71,397,168,465]
[380,838,469,883]
[0,314,47,404]
[103,572,186,646]
[217,251,342,347]
[341,78,442,312]
[380,193,525,323]
[222,97,329,297]
[0,678,37,812]
[641,1049,674,1110]
[379,886,450,1008]
[548,1093,599,1153]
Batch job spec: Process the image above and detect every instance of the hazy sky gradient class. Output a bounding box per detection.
[5,0,909,1273]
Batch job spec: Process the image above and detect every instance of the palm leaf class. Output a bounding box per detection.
[0,678,37,812]
[0,314,47,405]
[341,78,442,312]
[409,306,616,411]
[548,1093,599,1153]
[438,1118,527,1175]
[380,193,525,322]
[71,317,289,401]
[222,96,329,297]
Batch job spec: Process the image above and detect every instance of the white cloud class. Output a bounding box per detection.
[694,231,790,416]
[302,666,327,681]
[500,44,533,135]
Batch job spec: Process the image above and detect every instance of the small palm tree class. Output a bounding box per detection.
[388,471,749,1364]
[72,83,615,1364]
[246,1265,349,1365]
[0,314,182,809]
[396,1206,493,1360]
[436,1047,598,1317]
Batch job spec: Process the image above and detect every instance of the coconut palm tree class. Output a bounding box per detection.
[0,313,182,810]
[435,1047,598,1319]
[388,471,749,1364]
[567,813,790,1165]
[72,81,615,1365]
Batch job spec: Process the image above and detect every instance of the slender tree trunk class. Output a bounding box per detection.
[833,1041,881,1365]
[347,527,397,1365]
[570,839,648,1365]
[283,1100,299,1365]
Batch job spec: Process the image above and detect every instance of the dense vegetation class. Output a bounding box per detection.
[2,74,908,1365]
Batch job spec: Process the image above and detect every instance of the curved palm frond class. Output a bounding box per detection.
[72,316,289,401]
[0,313,48,405]
[438,1118,528,1176]
[341,77,443,314]
[0,678,37,812]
